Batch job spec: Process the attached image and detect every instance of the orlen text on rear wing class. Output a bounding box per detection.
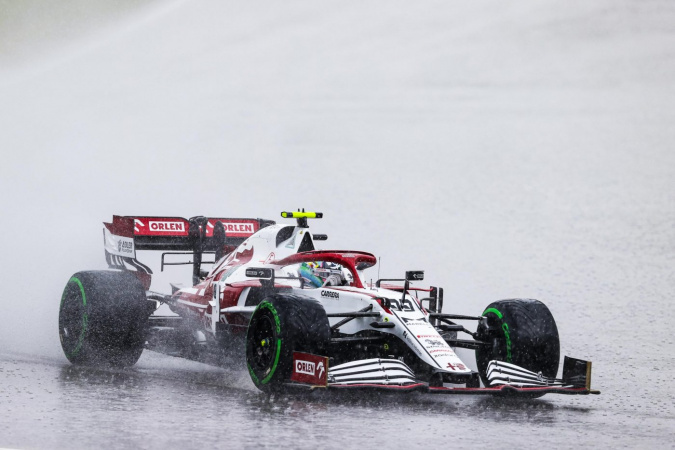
[103,215,275,287]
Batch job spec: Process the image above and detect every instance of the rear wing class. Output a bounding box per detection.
[103,215,275,286]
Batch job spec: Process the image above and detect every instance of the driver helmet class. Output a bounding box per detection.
[299,261,345,287]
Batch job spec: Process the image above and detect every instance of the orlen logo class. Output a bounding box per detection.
[149,221,185,232]
[295,359,325,379]
[295,360,316,375]
[221,223,254,233]
[291,352,328,385]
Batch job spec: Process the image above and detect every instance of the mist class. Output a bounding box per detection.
[0,0,674,446]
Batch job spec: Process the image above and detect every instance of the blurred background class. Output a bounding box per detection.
[0,0,674,446]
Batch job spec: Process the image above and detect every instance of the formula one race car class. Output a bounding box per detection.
[58,211,599,397]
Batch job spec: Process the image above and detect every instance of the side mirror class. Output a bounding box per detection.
[356,262,372,271]
[245,268,274,279]
[405,270,424,281]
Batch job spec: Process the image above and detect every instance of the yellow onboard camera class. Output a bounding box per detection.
[281,210,323,228]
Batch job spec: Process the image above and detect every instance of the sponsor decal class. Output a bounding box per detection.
[387,298,415,312]
[290,352,328,386]
[424,339,446,347]
[134,218,145,233]
[117,240,134,255]
[402,317,427,327]
[296,360,316,376]
[207,219,259,237]
[133,219,189,236]
[104,229,135,258]
[409,342,423,357]
[220,223,254,234]
[149,221,185,233]
[134,218,258,237]
[321,290,339,299]
[446,362,467,371]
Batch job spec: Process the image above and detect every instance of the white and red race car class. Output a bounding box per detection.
[58,211,599,397]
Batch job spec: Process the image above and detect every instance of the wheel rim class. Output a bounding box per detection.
[250,313,276,372]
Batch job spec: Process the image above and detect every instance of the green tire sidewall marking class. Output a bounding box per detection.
[61,277,88,358]
[247,301,282,386]
[482,307,503,319]
[482,307,512,363]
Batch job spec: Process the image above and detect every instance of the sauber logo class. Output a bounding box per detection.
[149,221,185,232]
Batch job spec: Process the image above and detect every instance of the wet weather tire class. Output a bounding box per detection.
[58,271,151,367]
[246,293,330,392]
[475,299,560,387]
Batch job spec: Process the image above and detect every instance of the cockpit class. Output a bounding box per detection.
[284,261,353,288]
[271,250,376,289]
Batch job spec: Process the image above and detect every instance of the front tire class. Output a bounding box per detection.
[475,298,560,387]
[58,271,151,367]
[246,293,330,392]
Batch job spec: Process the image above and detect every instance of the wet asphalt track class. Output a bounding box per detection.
[0,345,672,449]
[1,0,675,448]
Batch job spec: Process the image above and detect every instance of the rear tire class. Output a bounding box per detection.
[246,293,330,392]
[475,299,560,387]
[58,271,151,367]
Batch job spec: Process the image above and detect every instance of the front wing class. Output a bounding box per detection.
[287,354,600,397]
[326,383,598,397]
